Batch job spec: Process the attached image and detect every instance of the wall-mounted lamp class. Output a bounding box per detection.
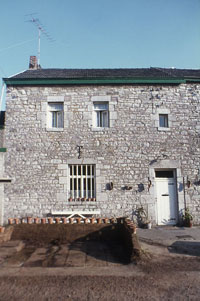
[106,182,113,191]
[148,177,152,191]
[184,176,191,188]
[77,145,83,159]
[124,185,132,190]
[109,182,113,190]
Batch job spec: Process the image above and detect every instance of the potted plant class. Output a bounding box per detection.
[182,208,193,227]
[136,206,152,229]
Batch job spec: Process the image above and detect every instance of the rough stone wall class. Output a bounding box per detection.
[3,84,200,224]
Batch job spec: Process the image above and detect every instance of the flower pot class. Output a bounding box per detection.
[8,218,13,225]
[41,218,46,224]
[62,217,67,224]
[147,222,152,229]
[91,218,95,224]
[15,218,20,224]
[0,227,5,233]
[27,217,32,224]
[55,217,60,224]
[34,217,39,224]
[184,220,192,227]
[97,218,102,224]
[48,217,53,224]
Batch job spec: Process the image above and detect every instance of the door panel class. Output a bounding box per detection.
[156,178,178,225]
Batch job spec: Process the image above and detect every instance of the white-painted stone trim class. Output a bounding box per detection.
[153,108,172,131]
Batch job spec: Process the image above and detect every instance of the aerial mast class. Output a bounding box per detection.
[26,14,54,66]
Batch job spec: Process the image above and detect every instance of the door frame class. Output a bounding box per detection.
[155,169,178,225]
[149,159,185,225]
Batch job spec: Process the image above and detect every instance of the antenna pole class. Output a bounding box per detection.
[38,26,41,66]
[26,14,54,66]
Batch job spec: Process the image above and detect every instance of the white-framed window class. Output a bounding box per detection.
[47,102,63,128]
[153,108,171,131]
[93,102,109,128]
[159,114,169,128]
[69,164,96,199]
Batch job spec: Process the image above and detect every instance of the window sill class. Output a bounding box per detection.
[46,128,64,132]
[157,127,170,132]
[92,127,109,132]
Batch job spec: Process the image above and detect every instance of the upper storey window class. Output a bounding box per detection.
[93,102,109,128]
[159,114,169,128]
[48,102,64,128]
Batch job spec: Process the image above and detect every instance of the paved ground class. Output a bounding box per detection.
[137,226,200,256]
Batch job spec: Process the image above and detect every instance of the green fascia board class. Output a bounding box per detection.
[0,148,6,152]
[185,78,200,82]
[3,77,187,85]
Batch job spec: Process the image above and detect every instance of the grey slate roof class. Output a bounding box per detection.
[8,67,200,80]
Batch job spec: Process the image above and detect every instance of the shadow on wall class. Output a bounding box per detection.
[0,112,5,127]
[168,241,200,257]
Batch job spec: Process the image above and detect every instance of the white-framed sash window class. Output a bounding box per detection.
[93,102,109,128]
[48,102,64,128]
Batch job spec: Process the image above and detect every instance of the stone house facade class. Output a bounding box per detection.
[2,61,200,225]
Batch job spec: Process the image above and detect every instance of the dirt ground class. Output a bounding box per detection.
[0,226,199,300]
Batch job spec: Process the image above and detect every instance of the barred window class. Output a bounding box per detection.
[69,165,95,199]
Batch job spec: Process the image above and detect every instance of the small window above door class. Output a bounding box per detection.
[155,170,174,178]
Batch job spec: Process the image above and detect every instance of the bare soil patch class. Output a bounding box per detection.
[0,225,199,300]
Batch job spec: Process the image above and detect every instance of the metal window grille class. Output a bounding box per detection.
[159,114,168,128]
[69,165,96,199]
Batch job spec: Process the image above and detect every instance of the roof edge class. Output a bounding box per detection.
[3,77,188,85]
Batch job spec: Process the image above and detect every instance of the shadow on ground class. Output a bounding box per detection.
[3,224,131,267]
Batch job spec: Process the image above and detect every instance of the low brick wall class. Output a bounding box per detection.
[0,226,14,243]
[11,223,124,245]
[122,219,142,261]
[8,217,116,225]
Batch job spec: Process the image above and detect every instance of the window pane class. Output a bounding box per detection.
[159,114,168,127]
[52,112,57,127]
[156,170,174,178]
[102,111,108,127]
[57,111,63,128]
[49,103,63,111]
[96,111,100,127]
[94,103,108,110]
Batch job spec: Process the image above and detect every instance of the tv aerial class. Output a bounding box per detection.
[25,13,55,66]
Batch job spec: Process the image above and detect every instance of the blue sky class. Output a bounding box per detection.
[0,0,200,108]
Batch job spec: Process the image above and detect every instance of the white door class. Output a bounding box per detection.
[156,178,178,225]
